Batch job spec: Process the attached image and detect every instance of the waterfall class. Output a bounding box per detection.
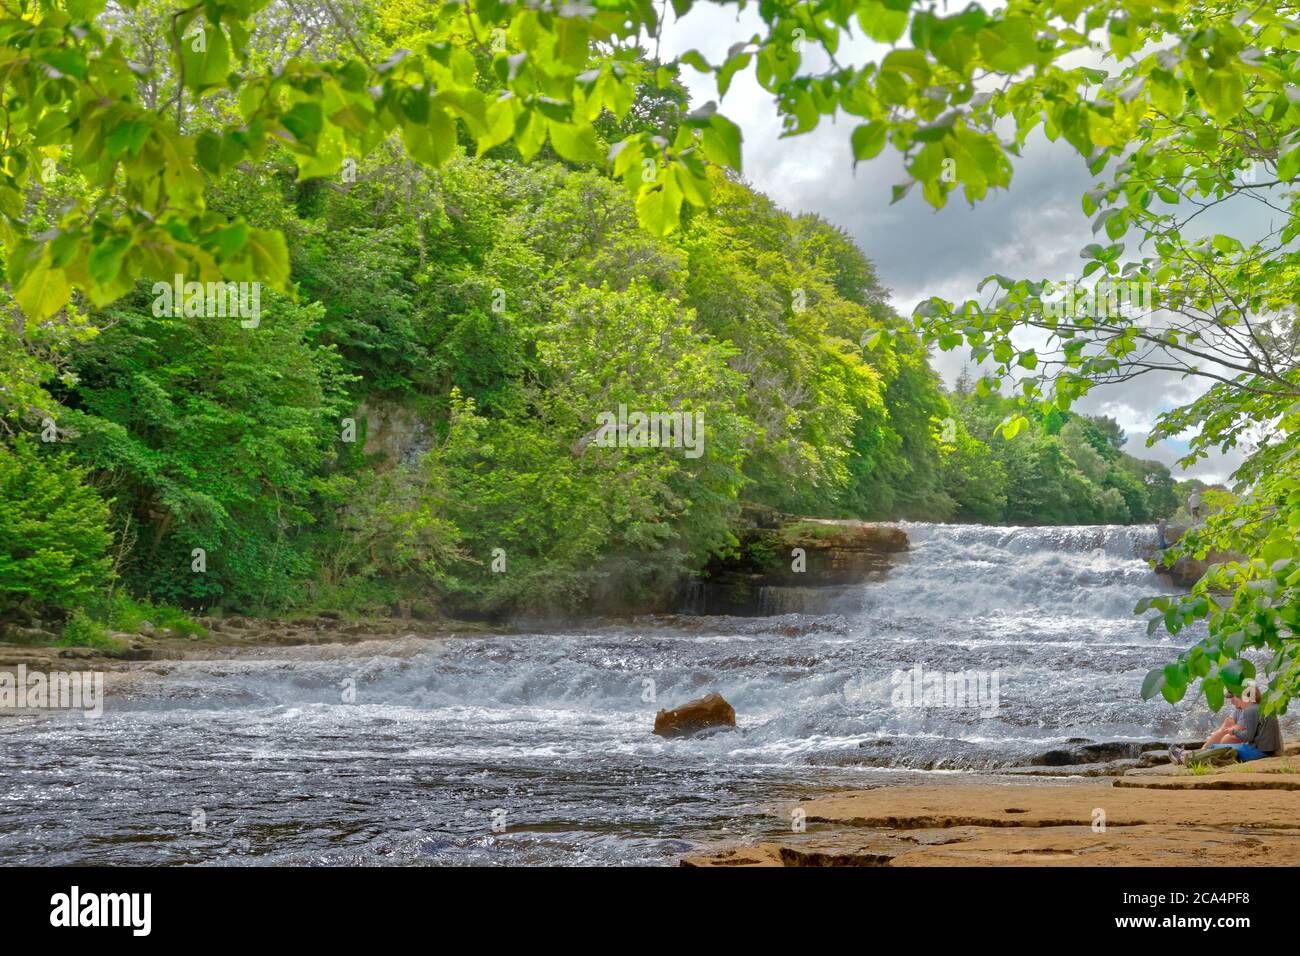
[1,523,1253,867]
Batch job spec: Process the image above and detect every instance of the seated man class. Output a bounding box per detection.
[1169,681,1284,767]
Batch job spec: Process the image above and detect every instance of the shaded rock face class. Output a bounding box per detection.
[681,515,908,616]
[358,400,431,469]
[1145,524,1244,587]
[1155,552,1239,588]
[0,625,58,645]
[653,692,736,738]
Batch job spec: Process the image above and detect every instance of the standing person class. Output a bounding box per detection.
[1188,489,1202,520]
[1169,681,1284,767]
[1157,517,1169,551]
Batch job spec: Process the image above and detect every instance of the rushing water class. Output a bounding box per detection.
[0,523,1266,866]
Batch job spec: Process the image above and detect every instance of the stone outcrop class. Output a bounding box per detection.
[357,400,432,469]
[652,692,736,738]
[681,510,908,615]
[1148,523,1244,587]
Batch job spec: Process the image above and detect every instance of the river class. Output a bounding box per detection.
[0,523,1243,865]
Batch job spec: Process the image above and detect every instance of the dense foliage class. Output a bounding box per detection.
[0,122,1177,622]
[0,0,1256,684]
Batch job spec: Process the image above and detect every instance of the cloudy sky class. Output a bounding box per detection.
[659,6,1271,482]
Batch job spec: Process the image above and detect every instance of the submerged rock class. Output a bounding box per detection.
[653,692,736,738]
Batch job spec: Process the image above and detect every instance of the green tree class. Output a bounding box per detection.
[57,292,352,609]
[0,439,112,618]
[939,423,1008,523]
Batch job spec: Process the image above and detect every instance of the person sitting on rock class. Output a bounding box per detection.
[1169,681,1284,767]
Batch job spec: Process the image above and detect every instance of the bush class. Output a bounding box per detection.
[0,439,112,618]
[59,610,124,651]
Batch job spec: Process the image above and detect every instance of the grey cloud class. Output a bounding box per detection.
[661,12,1267,483]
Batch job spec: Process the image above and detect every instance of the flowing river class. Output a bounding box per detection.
[0,523,1249,866]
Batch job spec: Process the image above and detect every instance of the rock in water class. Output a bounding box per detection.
[653,692,736,738]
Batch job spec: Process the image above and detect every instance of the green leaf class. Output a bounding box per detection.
[1204,676,1224,711]
[998,414,1027,439]
[39,48,87,80]
[549,122,601,163]
[226,227,291,292]
[1278,145,1300,181]
[1221,658,1247,689]
[1200,69,1245,122]
[14,259,72,322]
[87,235,131,284]
[851,122,888,163]
[978,17,1038,73]
[179,23,231,92]
[857,0,909,43]
[281,102,324,142]
[400,108,457,167]
[1140,667,1165,700]
[554,16,591,69]
[700,114,742,171]
[635,177,684,238]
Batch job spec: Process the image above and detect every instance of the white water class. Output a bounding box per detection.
[0,523,1260,865]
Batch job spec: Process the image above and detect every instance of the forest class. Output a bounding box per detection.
[0,0,1279,688]
[4,112,1186,629]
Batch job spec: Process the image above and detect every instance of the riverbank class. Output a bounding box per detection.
[0,613,496,670]
[683,748,1300,866]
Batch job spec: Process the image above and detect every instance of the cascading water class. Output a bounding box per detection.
[0,523,1272,865]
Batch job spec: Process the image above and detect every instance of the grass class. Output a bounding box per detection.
[74,594,208,640]
[780,520,844,542]
[58,611,128,652]
[52,595,209,654]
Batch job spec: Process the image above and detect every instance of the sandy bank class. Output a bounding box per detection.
[684,752,1300,867]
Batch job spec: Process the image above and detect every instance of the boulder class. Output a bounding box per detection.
[653,692,736,738]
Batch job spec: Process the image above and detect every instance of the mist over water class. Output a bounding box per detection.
[0,524,1250,865]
